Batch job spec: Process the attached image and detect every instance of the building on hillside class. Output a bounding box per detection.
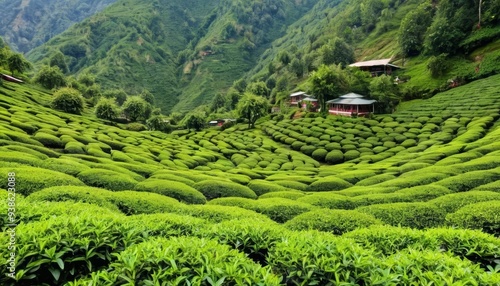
[326,93,376,117]
[349,58,401,77]
[289,91,319,110]
[1,74,23,84]
[208,118,236,127]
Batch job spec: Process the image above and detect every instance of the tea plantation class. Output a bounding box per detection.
[2,75,500,285]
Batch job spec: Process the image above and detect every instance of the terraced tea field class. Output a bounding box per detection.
[1,75,500,285]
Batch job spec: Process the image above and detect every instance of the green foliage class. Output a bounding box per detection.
[357,202,446,229]
[0,166,85,196]
[193,180,257,200]
[247,180,288,196]
[446,201,500,235]
[398,3,434,57]
[430,191,500,213]
[307,176,353,192]
[369,75,400,113]
[94,98,119,121]
[135,179,207,204]
[427,53,449,77]
[7,52,31,75]
[146,114,172,132]
[33,132,64,148]
[307,64,350,113]
[77,169,139,191]
[236,92,269,128]
[285,209,382,235]
[49,51,69,74]
[51,87,85,114]
[73,237,281,285]
[34,65,67,89]
[122,96,150,122]
[320,37,355,67]
[184,112,206,131]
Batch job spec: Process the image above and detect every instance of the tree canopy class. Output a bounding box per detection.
[307,64,350,113]
[236,92,269,128]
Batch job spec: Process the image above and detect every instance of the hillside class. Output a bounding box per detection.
[1,67,500,283]
[26,0,319,114]
[0,0,117,53]
[23,0,500,115]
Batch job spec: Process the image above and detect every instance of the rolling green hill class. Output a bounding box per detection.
[1,68,500,284]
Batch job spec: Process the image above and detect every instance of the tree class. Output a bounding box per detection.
[7,53,31,76]
[34,65,67,89]
[246,81,270,97]
[122,96,149,122]
[169,112,183,125]
[51,87,85,114]
[103,89,128,106]
[277,50,291,65]
[146,114,172,132]
[210,93,226,112]
[233,78,247,93]
[225,88,241,110]
[140,90,155,105]
[78,72,96,87]
[320,38,355,67]
[49,51,69,74]
[307,64,350,114]
[427,54,449,77]
[184,113,206,131]
[369,75,401,113]
[95,98,119,121]
[236,92,269,128]
[398,4,434,57]
[290,58,305,77]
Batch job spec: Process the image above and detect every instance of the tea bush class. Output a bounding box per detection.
[41,158,90,176]
[429,191,500,213]
[193,180,257,200]
[77,169,138,191]
[33,132,64,148]
[64,141,85,154]
[307,176,352,192]
[297,193,356,209]
[435,170,500,192]
[259,190,305,200]
[72,237,281,285]
[0,166,85,196]
[357,202,446,229]
[247,179,288,195]
[135,179,206,204]
[446,201,500,235]
[285,209,382,235]
[0,151,43,166]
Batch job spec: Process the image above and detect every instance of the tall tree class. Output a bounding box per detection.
[307,64,350,114]
[7,53,31,76]
[34,65,67,89]
[49,51,69,74]
[369,75,400,113]
[236,92,269,128]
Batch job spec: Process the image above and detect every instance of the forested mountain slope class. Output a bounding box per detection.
[27,0,319,114]
[0,0,117,53]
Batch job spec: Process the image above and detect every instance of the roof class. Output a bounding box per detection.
[349,58,394,68]
[1,74,23,83]
[302,97,318,102]
[339,92,365,99]
[290,91,307,97]
[326,98,376,105]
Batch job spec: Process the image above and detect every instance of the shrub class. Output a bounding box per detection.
[446,201,500,235]
[394,185,452,201]
[356,174,397,186]
[429,191,500,213]
[64,141,86,154]
[73,237,281,285]
[0,166,85,196]
[33,132,63,148]
[311,148,328,161]
[357,202,446,229]
[427,53,449,77]
[272,180,308,191]
[122,96,150,122]
[436,170,500,192]
[193,180,257,200]
[325,150,344,164]
[77,169,138,191]
[185,204,268,223]
[41,158,90,176]
[259,191,305,200]
[298,193,356,209]
[126,122,147,131]
[252,198,316,223]
[344,150,360,161]
[95,98,119,121]
[307,176,352,192]
[51,87,85,114]
[285,209,382,235]
[247,180,288,196]
[27,186,119,211]
[135,179,206,204]
[0,151,43,166]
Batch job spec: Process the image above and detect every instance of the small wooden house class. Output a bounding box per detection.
[326,93,376,117]
[349,59,400,77]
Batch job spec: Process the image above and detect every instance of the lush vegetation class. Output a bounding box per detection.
[1,71,500,284]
